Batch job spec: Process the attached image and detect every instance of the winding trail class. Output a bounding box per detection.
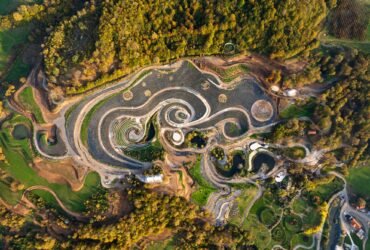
[23,186,88,221]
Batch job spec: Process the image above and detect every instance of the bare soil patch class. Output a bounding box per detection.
[32,157,88,191]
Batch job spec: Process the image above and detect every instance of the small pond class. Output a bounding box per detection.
[251,153,275,173]
[12,124,30,140]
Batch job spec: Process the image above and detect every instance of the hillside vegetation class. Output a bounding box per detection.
[34,0,333,94]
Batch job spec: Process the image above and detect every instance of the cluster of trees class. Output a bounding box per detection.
[283,46,364,88]
[272,48,369,170]
[313,51,369,169]
[39,0,334,94]
[0,188,251,249]
[327,0,369,40]
[83,187,110,222]
[0,0,87,31]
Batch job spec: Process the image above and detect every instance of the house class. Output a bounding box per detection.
[350,218,362,231]
[308,130,317,135]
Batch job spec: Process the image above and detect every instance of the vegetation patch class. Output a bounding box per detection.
[346,166,370,199]
[188,158,216,206]
[259,207,278,227]
[283,214,303,232]
[18,86,45,123]
[12,124,30,140]
[284,146,306,160]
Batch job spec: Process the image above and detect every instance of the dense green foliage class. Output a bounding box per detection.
[0,189,251,249]
[38,0,333,93]
[328,0,369,40]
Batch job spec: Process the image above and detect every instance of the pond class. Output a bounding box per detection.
[216,153,245,178]
[251,153,275,173]
[190,135,207,148]
[12,124,30,140]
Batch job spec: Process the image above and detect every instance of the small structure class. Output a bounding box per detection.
[271,85,280,92]
[283,89,298,97]
[171,130,184,146]
[136,174,163,184]
[356,229,365,240]
[249,142,267,151]
[350,218,362,231]
[308,130,317,135]
[275,171,287,183]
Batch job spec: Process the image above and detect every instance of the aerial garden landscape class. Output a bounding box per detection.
[0,0,369,249]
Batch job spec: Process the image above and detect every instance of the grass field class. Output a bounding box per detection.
[18,86,45,123]
[0,114,101,212]
[0,25,32,73]
[279,102,316,119]
[346,166,370,199]
[188,158,216,206]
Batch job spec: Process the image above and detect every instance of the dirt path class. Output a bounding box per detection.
[23,186,88,221]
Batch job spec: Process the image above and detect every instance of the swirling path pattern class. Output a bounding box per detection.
[63,60,276,172]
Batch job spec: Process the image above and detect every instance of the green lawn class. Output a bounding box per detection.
[18,86,45,123]
[0,114,101,212]
[279,102,316,119]
[346,166,370,199]
[188,158,216,206]
[0,25,32,73]
[310,177,344,202]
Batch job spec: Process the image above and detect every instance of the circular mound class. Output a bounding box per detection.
[271,226,286,242]
[259,207,277,226]
[284,214,302,232]
[12,124,30,140]
[218,94,228,103]
[123,90,133,101]
[251,100,273,122]
[144,89,152,97]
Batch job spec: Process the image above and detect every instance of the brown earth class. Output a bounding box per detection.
[146,154,195,200]
[32,157,88,191]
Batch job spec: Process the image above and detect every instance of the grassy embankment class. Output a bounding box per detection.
[320,1,370,54]
[0,114,101,212]
[0,0,41,82]
[18,86,45,123]
[346,166,370,199]
[188,158,216,206]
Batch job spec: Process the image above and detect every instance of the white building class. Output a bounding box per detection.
[283,89,298,97]
[249,142,265,151]
[137,174,163,183]
[275,171,287,183]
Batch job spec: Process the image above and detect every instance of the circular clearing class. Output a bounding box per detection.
[259,207,277,226]
[123,90,133,101]
[218,94,228,103]
[12,124,31,140]
[271,226,286,242]
[144,89,152,97]
[284,214,302,232]
[251,100,274,122]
